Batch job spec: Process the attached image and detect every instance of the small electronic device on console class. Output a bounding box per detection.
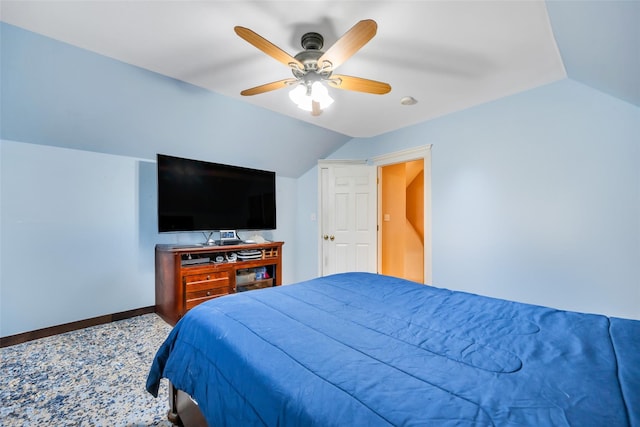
[181,254,211,266]
[219,230,242,245]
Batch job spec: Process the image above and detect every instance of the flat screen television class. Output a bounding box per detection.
[157,154,276,232]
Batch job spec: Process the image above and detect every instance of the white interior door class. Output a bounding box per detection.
[319,161,377,276]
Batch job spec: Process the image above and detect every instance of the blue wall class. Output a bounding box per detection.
[317,79,640,319]
[0,142,156,333]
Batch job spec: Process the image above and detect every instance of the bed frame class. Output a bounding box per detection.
[167,382,207,427]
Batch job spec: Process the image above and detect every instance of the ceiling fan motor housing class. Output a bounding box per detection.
[292,32,332,80]
[301,32,323,50]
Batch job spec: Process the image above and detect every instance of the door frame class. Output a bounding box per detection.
[371,145,432,285]
[318,145,432,284]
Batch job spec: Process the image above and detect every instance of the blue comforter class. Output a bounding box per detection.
[147,272,640,426]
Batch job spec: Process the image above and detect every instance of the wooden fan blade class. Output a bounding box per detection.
[240,79,297,96]
[328,75,391,94]
[317,20,377,71]
[235,26,304,69]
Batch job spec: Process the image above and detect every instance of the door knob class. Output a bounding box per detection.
[330,235,335,241]
[323,235,329,240]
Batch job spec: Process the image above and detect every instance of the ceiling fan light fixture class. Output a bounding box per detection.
[289,81,334,112]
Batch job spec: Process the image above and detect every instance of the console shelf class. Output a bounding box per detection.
[155,241,283,325]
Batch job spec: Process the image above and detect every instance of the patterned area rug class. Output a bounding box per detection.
[0,314,174,426]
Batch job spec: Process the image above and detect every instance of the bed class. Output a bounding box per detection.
[147,272,640,426]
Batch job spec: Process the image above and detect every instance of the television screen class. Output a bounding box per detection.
[157,154,276,232]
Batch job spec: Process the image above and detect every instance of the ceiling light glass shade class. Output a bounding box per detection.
[288,84,308,107]
[289,82,334,112]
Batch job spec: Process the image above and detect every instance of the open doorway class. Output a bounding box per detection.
[380,159,424,283]
[372,145,432,284]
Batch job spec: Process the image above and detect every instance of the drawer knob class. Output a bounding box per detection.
[206,291,211,296]
[207,275,211,280]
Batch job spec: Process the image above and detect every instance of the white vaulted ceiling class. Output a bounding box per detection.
[1,1,637,139]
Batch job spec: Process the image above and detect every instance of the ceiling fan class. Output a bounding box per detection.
[234,19,391,116]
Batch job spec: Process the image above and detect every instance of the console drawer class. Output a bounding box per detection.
[185,284,233,310]
[184,270,232,310]
[185,293,227,310]
[186,281,232,299]
[183,270,229,285]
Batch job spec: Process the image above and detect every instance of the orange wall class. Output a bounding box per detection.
[381,164,406,277]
